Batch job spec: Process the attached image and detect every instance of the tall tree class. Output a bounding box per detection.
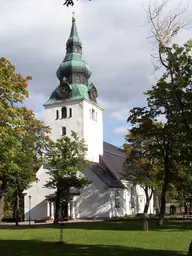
[11,107,50,225]
[127,40,192,226]
[0,57,30,220]
[0,57,50,223]
[124,118,161,214]
[45,131,89,224]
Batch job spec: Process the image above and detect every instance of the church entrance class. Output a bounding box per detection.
[170,205,176,215]
[60,202,68,220]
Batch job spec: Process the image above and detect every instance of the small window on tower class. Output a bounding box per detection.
[56,110,59,120]
[96,112,98,122]
[62,126,66,136]
[69,108,72,118]
[89,109,92,119]
[92,109,95,121]
[61,107,67,119]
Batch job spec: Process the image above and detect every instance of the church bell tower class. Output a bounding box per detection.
[43,14,103,163]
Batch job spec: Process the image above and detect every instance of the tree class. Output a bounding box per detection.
[127,40,192,226]
[10,107,50,225]
[45,131,89,224]
[124,118,161,214]
[0,57,29,220]
[0,57,50,223]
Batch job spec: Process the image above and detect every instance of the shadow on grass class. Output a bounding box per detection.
[0,239,186,256]
[1,220,191,232]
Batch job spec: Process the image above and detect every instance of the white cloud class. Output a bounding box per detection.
[0,0,191,144]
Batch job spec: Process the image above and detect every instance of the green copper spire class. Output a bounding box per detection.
[45,15,99,106]
[56,14,92,85]
[66,11,81,46]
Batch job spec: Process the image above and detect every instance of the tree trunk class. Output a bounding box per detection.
[143,188,154,214]
[184,201,188,215]
[188,241,192,256]
[156,174,169,227]
[54,188,61,224]
[15,193,19,226]
[13,194,17,219]
[0,195,4,222]
[190,197,192,215]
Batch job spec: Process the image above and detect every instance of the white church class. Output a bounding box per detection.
[23,16,154,221]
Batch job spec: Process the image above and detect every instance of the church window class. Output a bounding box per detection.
[96,112,98,122]
[55,110,59,120]
[92,109,95,121]
[62,126,66,136]
[69,108,72,118]
[61,106,67,119]
[115,190,120,208]
[89,109,92,119]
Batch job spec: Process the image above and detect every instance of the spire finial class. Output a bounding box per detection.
[72,11,75,22]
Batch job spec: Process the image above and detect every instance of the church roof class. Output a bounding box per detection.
[90,142,126,189]
[45,16,99,106]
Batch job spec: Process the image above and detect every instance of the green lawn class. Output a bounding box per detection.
[0,220,191,256]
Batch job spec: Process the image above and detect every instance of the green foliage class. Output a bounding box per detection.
[45,131,89,194]
[0,57,50,222]
[45,131,89,222]
[126,40,192,225]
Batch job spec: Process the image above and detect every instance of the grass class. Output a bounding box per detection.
[0,220,191,255]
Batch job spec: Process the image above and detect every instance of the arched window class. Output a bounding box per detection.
[96,112,98,122]
[55,110,59,120]
[92,109,95,121]
[115,190,120,208]
[69,108,72,118]
[61,107,67,119]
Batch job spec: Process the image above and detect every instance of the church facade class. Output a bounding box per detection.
[23,16,154,221]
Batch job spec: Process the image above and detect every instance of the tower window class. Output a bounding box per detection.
[56,110,59,120]
[62,126,66,136]
[61,107,67,119]
[89,109,92,119]
[69,108,72,118]
[92,109,95,121]
[96,112,98,122]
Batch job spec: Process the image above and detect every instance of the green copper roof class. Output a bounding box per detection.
[44,83,100,107]
[56,18,91,83]
[45,17,100,107]
[66,18,82,46]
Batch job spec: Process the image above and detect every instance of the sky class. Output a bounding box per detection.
[0,0,191,147]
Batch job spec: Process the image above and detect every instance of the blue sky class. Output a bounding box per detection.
[0,0,191,147]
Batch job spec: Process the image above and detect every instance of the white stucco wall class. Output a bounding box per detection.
[76,168,111,219]
[83,100,103,162]
[44,99,84,142]
[121,181,154,215]
[23,165,154,220]
[44,99,103,163]
[135,185,154,214]
[165,202,181,214]
[23,165,55,221]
